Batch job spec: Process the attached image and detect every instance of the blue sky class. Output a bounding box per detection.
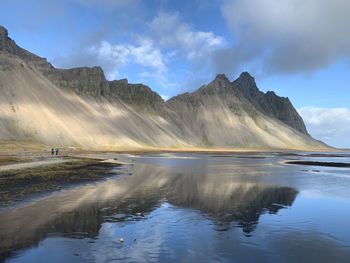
[1,0,350,148]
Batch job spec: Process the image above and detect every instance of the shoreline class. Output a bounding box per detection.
[0,139,339,158]
[0,156,123,206]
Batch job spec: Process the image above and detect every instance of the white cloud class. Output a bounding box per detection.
[149,12,225,59]
[88,38,166,80]
[217,0,350,75]
[298,107,350,148]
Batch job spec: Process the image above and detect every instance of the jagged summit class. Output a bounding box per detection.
[0,25,8,38]
[0,25,53,71]
[239,71,254,80]
[233,71,258,93]
[214,73,229,80]
[233,72,308,134]
[209,73,232,89]
[0,25,16,53]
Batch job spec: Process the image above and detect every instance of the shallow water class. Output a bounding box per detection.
[1,152,350,262]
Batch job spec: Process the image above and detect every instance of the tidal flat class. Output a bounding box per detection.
[1,152,350,262]
[0,157,121,205]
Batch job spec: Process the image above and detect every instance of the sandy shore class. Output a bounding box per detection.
[0,139,336,157]
[0,156,122,205]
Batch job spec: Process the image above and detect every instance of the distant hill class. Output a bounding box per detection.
[0,25,328,150]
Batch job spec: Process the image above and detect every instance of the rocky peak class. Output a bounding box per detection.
[233,72,308,134]
[0,26,8,38]
[239,71,254,80]
[213,73,231,84]
[0,25,53,71]
[203,73,232,92]
[233,71,259,96]
[0,25,15,53]
[214,73,229,81]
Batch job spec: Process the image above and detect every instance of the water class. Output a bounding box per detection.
[1,152,350,262]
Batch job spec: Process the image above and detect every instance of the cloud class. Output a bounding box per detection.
[54,11,225,91]
[149,12,225,59]
[298,107,350,148]
[216,0,350,76]
[88,38,166,80]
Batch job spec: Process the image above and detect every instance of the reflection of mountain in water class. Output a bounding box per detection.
[0,162,297,259]
[167,173,297,233]
[0,188,163,260]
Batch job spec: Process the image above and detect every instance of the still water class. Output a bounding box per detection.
[1,152,350,262]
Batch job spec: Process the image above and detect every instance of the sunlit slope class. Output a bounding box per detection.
[0,54,327,151]
[0,53,188,149]
[0,24,331,151]
[168,75,327,150]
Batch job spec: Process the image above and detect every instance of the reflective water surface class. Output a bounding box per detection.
[1,152,350,262]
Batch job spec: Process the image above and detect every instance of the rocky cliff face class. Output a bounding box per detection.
[45,66,110,98]
[109,79,168,114]
[0,26,53,71]
[1,26,109,99]
[233,72,308,134]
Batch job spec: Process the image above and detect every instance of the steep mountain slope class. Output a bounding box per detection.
[0,52,188,149]
[233,72,308,134]
[167,75,324,149]
[0,25,328,150]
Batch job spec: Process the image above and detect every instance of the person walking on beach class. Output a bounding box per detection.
[55,148,59,155]
[51,148,54,155]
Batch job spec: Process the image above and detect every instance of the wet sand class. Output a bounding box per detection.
[0,158,71,172]
[0,157,121,205]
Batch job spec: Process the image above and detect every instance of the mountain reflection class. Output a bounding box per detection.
[167,172,297,233]
[0,162,297,259]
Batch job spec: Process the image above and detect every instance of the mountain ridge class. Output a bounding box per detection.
[0,25,328,150]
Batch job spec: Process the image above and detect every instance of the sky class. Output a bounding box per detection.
[1,0,349,148]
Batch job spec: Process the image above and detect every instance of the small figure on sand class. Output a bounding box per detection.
[55,148,59,155]
[51,148,54,155]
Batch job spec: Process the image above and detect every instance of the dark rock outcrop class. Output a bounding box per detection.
[233,72,308,134]
[45,66,110,98]
[109,79,167,113]
[0,26,53,71]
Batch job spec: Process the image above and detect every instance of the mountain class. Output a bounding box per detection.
[233,72,308,134]
[0,26,328,150]
[167,74,323,149]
